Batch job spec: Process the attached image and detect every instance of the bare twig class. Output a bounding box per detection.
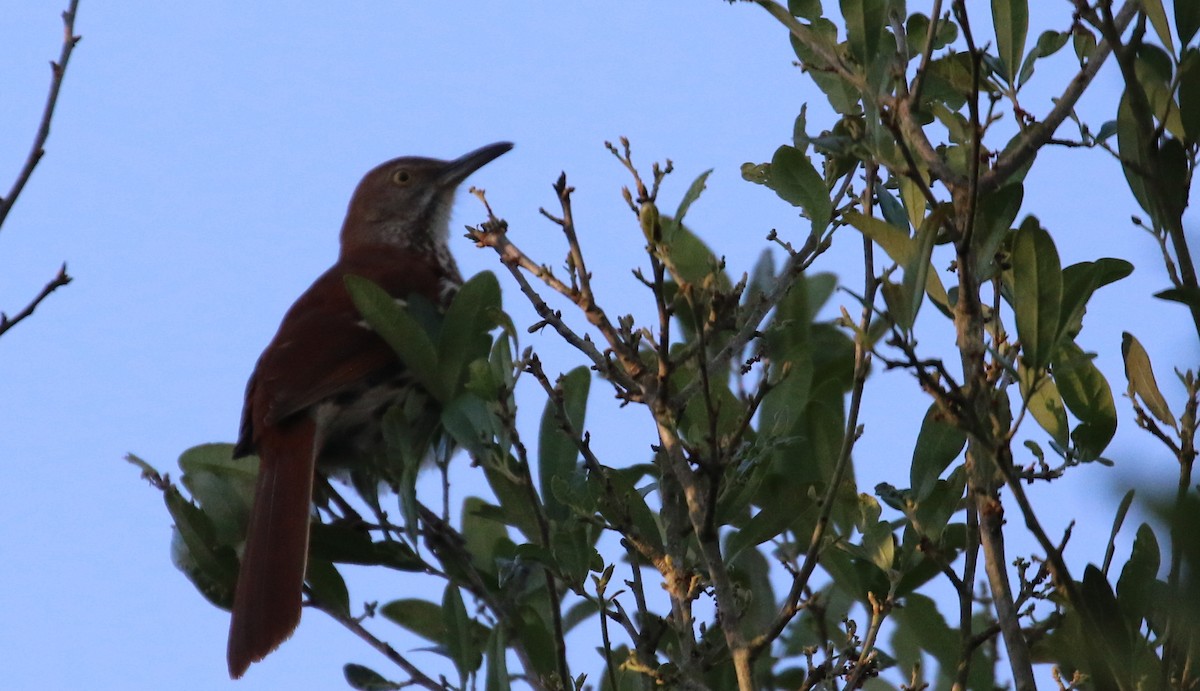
[0,262,72,338]
[309,601,443,691]
[0,0,82,229]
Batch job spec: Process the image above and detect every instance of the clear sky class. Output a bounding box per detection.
[0,2,1193,690]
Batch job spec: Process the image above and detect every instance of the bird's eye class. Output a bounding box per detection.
[391,169,412,185]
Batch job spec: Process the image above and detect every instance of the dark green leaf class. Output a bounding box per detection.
[789,0,822,20]
[667,170,712,242]
[991,0,1029,83]
[462,497,513,577]
[1053,342,1117,461]
[1073,25,1097,66]
[444,584,482,682]
[659,219,730,289]
[305,559,350,615]
[1121,332,1177,428]
[910,403,967,499]
[1018,30,1069,86]
[1011,216,1062,370]
[1155,285,1200,310]
[1180,2,1200,47]
[439,271,502,398]
[973,183,1024,279]
[1058,258,1134,342]
[345,274,443,400]
[1116,523,1161,625]
[1104,489,1135,575]
[539,366,591,521]
[769,145,832,235]
[1019,363,1069,447]
[165,487,238,608]
[841,0,886,67]
[381,598,446,644]
[899,213,939,329]
[484,627,511,691]
[1179,49,1200,143]
[177,443,255,546]
[309,523,424,570]
[1117,95,1159,224]
[344,663,397,691]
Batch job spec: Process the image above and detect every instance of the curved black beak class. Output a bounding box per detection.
[440,142,513,187]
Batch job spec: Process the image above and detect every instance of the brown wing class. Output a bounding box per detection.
[235,245,447,455]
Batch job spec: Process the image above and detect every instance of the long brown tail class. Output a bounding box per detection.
[227,416,317,679]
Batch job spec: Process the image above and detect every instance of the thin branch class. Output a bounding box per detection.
[310,601,443,691]
[0,262,72,338]
[0,0,82,229]
[981,1,1137,192]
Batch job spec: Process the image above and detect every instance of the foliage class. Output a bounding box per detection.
[136,1,1200,689]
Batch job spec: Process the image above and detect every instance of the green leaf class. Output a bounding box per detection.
[659,218,730,289]
[789,0,821,20]
[305,559,350,615]
[381,598,446,643]
[898,213,939,329]
[991,0,1029,84]
[910,403,967,499]
[344,663,398,691]
[1155,285,1200,311]
[484,628,511,691]
[462,497,513,577]
[345,274,443,400]
[1179,49,1200,143]
[845,211,951,312]
[1117,94,1156,224]
[439,271,502,398]
[973,183,1024,280]
[1019,363,1069,447]
[1017,30,1070,86]
[841,0,885,67]
[539,366,591,521]
[444,584,482,683]
[1143,0,1175,54]
[667,170,712,243]
[899,172,927,232]
[595,469,664,555]
[1180,2,1200,47]
[165,487,238,609]
[1058,258,1134,342]
[1073,25,1097,66]
[861,521,896,574]
[1053,342,1117,461]
[1116,523,1161,625]
[769,145,831,235]
[1011,216,1062,370]
[177,443,255,546]
[1121,332,1177,428]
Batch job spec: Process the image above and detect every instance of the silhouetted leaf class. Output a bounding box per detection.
[910,403,967,499]
[344,663,397,690]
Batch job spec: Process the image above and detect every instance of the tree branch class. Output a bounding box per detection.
[0,0,82,230]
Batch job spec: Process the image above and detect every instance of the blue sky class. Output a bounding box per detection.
[0,3,1193,689]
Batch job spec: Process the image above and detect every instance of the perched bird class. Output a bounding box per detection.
[226,142,512,678]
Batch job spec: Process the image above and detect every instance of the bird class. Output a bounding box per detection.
[226,141,513,679]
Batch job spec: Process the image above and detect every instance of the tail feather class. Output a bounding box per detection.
[227,416,317,679]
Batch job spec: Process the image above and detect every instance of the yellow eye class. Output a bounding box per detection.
[392,169,412,185]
